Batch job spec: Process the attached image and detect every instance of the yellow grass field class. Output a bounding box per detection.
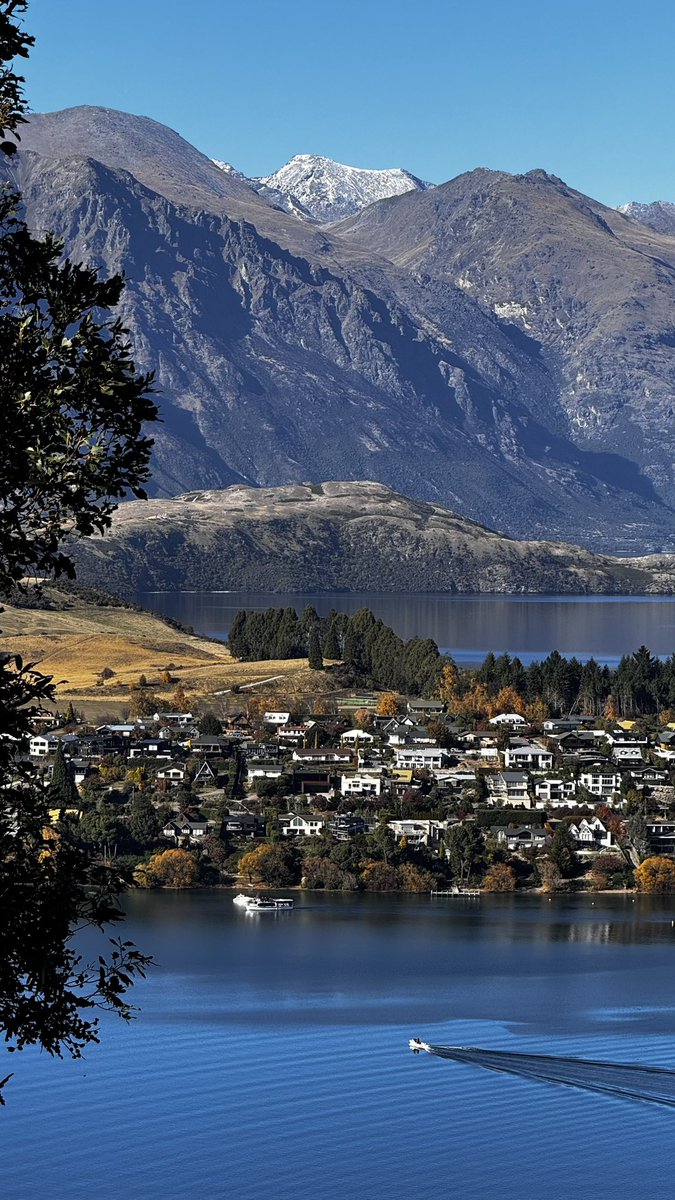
[1,590,335,718]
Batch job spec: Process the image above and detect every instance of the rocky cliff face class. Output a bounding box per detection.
[10,109,675,551]
[70,481,675,595]
[335,169,675,520]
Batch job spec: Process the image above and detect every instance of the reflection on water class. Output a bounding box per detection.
[5,893,675,1200]
[136,590,675,665]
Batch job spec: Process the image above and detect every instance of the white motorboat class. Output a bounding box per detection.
[244,896,295,912]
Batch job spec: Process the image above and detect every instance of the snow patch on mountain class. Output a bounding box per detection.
[618,200,675,236]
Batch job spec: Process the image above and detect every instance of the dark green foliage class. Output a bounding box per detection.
[322,615,342,659]
[127,794,161,849]
[0,3,156,1105]
[308,625,323,671]
[547,823,580,878]
[445,824,485,884]
[198,711,223,736]
[48,744,78,810]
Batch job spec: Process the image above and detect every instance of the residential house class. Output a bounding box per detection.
[340,771,383,797]
[647,820,675,854]
[407,699,445,719]
[156,763,187,785]
[264,711,291,725]
[567,817,612,849]
[279,813,325,837]
[29,735,60,758]
[486,771,532,807]
[340,728,375,746]
[489,712,528,728]
[291,747,352,766]
[329,814,368,840]
[393,745,446,771]
[578,769,623,800]
[387,818,447,847]
[162,810,209,843]
[533,777,577,808]
[503,740,553,772]
[494,825,547,851]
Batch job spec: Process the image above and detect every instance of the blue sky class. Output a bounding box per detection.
[20,0,675,205]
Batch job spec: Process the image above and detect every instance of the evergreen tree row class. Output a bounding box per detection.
[473,645,675,716]
[228,606,444,695]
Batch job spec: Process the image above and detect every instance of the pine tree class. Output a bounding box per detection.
[308,626,324,671]
[323,617,341,660]
[49,743,78,810]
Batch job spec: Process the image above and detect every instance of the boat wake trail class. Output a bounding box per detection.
[426,1046,675,1108]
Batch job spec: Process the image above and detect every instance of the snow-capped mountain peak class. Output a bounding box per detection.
[212,152,434,223]
[617,200,675,236]
[258,154,434,222]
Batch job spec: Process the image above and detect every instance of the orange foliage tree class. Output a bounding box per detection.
[635,856,675,893]
[489,686,526,718]
[437,663,460,708]
[376,692,401,717]
[482,863,517,892]
[144,848,199,888]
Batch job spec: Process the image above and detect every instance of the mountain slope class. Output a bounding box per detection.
[335,169,675,513]
[618,200,675,236]
[69,481,675,595]
[9,108,675,549]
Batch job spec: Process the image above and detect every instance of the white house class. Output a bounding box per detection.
[280,813,325,837]
[504,740,553,771]
[393,746,446,771]
[340,729,375,746]
[388,819,447,846]
[264,711,291,726]
[489,712,527,727]
[578,769,622,800]
[486,771,531,807]
[611,742,645,765]
[29,735,59,758]
[156,763,187,785]
[340,772,382,797]
[568,817,612,848]
[534,777,577,807]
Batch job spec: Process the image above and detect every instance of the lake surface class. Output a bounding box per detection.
[137,590,675,665]
[4,892,675,1200]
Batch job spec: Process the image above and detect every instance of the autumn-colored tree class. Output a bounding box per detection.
[376,692,401,717]
[161,669,173,685]
[398,863,435,892]
[361,861,401,891]
[659,709,675,727]
[172,684,188,710]
[539,859,563,893]
[482,863,517,892]
[128,689,160,718]
[144,848,199,888]
[489,686,526,718]
[437,662,460,708]
[238,843,297,886]
[635,856,675,893]
[525,696,549,725]
[353,707,374,731]
[457,680,491,721]
[604,695,618,723]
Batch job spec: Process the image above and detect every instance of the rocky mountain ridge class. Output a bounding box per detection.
[10,106,675,552]
[618,199,675,236]
[70,481,675,595]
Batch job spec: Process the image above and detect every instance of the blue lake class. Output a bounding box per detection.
[138,589,675,665]
[4,892,675,1200]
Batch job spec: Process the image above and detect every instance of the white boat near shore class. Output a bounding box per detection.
[233,893,254,906]
[244,896,294,912]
